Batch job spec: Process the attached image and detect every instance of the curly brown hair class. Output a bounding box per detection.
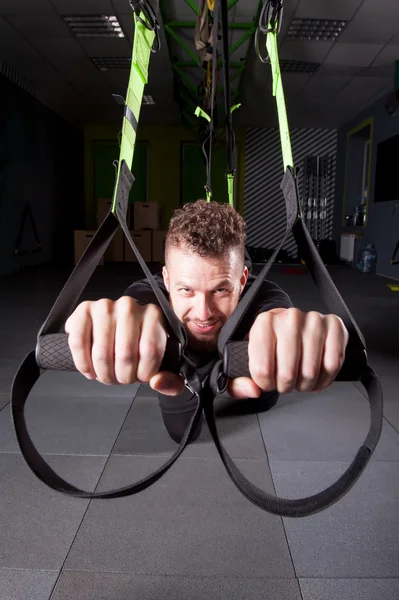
[165,199,247,263]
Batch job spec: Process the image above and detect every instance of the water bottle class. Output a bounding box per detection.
[357,244,377,274]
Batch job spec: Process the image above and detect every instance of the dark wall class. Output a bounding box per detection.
[334,92,399,280]
[0,74,84,277]
[244,128,338,258]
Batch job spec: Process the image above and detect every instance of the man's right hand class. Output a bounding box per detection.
[64,296,185,395]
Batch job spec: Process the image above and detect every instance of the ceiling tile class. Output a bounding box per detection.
[33,37,85,59]
[295,0,363,20]
[316,63,361,77]
[340,0,399,44]
[117,13,134,41]
[330,76,388,113]
[325,43,384,67]
[280,39,334,63]
[301,74,353,106]
[234,0,261,19]
[6,14,71,38]
[339,19,399,45]
[0,0,52,15]
[0,16,21,39]
[372,45,399,67]
[111,0,135,15]
[280,72,312,94]
[51,0,115,15]
[76,37,132,57]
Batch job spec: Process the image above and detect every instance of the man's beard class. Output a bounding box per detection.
[184,325,219,352]
[169,298,223,352]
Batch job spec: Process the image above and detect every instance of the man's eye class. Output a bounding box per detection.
[215,288,228,293]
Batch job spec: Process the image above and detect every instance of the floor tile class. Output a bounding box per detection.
[52,571,302,600]
[259,382,399,462]
[29,370,140,399]
[113,395,267,459]
[270,460,399,578]
[65,455,294,578]
[299,578,399,600]
[0,394,132,455]
[0,360,22,394]
[0,453,107,569]
[0,395,9,411]
[0,569,58,600]
[0,568,59,600]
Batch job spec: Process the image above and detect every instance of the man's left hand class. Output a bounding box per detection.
[226,307,349,399]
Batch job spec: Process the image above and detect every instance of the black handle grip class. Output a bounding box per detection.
[224,341,367,382]
[36,334,181,375]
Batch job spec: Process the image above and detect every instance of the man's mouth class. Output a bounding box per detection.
[191,321,218,334]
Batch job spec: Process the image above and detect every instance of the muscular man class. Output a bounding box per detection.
[65,200,349,443]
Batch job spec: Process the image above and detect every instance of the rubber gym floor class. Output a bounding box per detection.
[0,262,398,600]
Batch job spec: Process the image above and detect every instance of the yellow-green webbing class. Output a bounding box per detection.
[265,27,294,172]
[111,14,155,213]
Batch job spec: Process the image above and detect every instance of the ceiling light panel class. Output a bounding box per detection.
[280,60,320,73]
[92,57,131,70]
[143,95,155,105]
[288,19,348,41]
[63,15,124,37]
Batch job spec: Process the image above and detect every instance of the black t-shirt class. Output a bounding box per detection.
[123,271,293,377]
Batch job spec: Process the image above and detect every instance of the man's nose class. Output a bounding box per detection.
[195,295,214,321]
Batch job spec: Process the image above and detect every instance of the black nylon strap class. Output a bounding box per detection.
[217,167,299,354]
[200,0,220,197]
[219,0,235,177]
[11,351,203,499]
[205,168,383,517]
[11,161,200,499]
[10,0,384,517]
[204,366,382,517]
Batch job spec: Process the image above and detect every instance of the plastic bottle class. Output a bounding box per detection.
[358,244,377,274]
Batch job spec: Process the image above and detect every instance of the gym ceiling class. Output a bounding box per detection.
[0,0,398,129]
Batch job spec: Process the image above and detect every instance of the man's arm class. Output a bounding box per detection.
[235,278,294,341]
[123,273,168,306]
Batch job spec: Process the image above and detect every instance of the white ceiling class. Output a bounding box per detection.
[0,0,398,129]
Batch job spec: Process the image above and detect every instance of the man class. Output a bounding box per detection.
[65,200,349,443]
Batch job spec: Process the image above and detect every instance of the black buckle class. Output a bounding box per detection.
[260,0,284,35]
[129,0,161,52]
[254,0,284,64]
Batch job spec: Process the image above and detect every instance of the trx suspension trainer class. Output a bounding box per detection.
[10,0,383,518]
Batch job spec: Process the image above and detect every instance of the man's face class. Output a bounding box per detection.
[162,245,248,351]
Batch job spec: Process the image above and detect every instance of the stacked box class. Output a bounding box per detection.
[97,197,124,262]
[73,231,104,265]
[124,230,152,263]
[152,230,167,262]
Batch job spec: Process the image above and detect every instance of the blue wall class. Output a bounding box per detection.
[334,92,399,280]
[0,75,84,277]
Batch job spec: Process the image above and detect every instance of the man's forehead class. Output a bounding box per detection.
[167,246,242,270]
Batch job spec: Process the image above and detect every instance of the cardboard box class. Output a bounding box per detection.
[97,197,132,227]
[105,229,124,262]
[124,230,152,263]
[97,198,126,262]
[74,231,104,265]
[152,230,167,262]
[134,202,161,230]
[97,197,112,226]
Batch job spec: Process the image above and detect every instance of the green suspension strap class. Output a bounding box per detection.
[195,0,220,202]
[219,0,240,207]
[195,0,241,207]
[11,0,383,517]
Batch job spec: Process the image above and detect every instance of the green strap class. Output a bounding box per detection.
[111,15,155,213]
[195,106,212,123]
[265,27,293,172]
[227,173,234,206]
